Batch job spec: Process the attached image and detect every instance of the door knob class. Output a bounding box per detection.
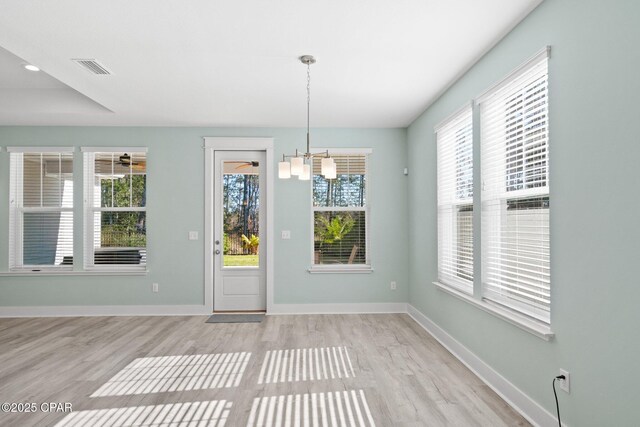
[215,249,221,255]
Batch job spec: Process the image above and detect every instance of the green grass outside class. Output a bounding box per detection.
[224,254,259,267]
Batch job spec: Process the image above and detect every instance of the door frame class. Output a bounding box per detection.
[204,137,274,313]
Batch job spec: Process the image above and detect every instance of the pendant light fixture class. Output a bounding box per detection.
[279,55,336,180]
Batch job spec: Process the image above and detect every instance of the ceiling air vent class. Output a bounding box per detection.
[72,59,111,75]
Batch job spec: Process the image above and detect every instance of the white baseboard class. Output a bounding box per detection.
[0,304,210,318]
[0,302,407,318]
[268,302,407,315]
[407,304,557,427]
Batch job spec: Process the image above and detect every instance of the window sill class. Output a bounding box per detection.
[308,265,373,274]
[0,269,148,277]
[433,281,554,341]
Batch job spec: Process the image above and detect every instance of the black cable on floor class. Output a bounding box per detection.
[553,375,565,427]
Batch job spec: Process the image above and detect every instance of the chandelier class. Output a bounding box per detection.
[278,55,336,180]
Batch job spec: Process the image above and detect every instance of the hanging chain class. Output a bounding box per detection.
[279,56,325,163]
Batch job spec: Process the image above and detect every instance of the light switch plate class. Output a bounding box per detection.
[281,230,291,239]
[188,231,199,240]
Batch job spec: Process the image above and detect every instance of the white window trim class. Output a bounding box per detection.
[475,45,550,103]
[431,47,553,340]
[478,48,550,324]
[82,149,148,272]
[7,146,75,153]
[80,147,148,153]
[0,270,148,277]
[308,265,374,274]
[308,148,372,273]
[8,148,75,272]
[434,281,554,340]
[434,101,473,133]
[435,103,474,294]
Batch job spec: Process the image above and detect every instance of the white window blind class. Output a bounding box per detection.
[8,149,74,270]
[436,105,474,294]
[312,153,369,267]
[83,151,147,269]
[479,51,550,323]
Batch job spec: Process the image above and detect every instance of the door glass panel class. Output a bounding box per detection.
[222,160,260,267]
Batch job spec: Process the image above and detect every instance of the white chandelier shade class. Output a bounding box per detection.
[290,156,304,176]
[299,163,311,180]
[278,155,336,180]
[321,157,336,178]
[278,161,291,179]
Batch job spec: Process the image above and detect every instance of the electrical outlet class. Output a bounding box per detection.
[558,369,570,393]
[152,283,159,293]
[281,230,291,239]
[390,281,397,290]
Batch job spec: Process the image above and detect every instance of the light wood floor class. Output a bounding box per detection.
[0,314,529,427]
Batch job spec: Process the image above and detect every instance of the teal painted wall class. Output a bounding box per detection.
[407,0,640,425]
[0,127,408,306]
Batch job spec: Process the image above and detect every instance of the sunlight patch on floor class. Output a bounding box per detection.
[247,390,375,427]
[91,352,251,397]
[54,400,232,427]
[258,347,355,384]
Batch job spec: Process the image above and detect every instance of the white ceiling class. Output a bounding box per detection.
[0,46,112,121]
[0,0,542,127]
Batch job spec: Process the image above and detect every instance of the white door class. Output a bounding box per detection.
[213,151,266,311]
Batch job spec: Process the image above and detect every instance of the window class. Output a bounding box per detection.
[8,148,74,271]
[83,149,147,270]
[479,50,550,323]
[436,105,474,294]
[222,160,261,268]
[312,151,370,269]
